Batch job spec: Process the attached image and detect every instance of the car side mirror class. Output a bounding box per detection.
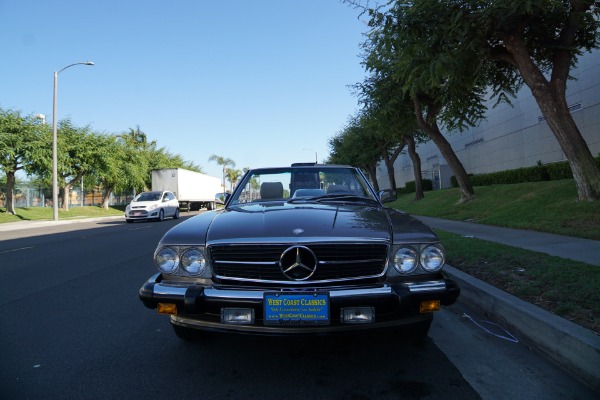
[378,189,397,203]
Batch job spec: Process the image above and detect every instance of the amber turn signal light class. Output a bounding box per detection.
[420,300,441,313]
[157,303,178,315]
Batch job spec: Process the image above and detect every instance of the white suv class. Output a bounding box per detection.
[125,191,180,223]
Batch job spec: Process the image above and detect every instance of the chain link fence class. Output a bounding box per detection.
[0,184,133,209]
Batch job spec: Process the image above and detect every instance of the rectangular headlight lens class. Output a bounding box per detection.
[341,307,375,324]
[221,308,255,325]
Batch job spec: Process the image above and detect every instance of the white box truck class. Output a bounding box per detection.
[151,168,222,211]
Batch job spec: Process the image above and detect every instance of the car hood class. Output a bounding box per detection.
[159,203,437,246]
[207,204,391,243]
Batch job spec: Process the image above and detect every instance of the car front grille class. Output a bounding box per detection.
[209,243,388,283]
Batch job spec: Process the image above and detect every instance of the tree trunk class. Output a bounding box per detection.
[413,97,475,203]
[61,172,84,211]
[101,191,112,210]
[100,182,115,210]
[538,95,600,200]
[380,143,405,191]
[5,171,16,215]
[503,34,600,201]
[62,182,71,211]
[365,162,380,192]
[405,135,424,201]
[380,147,396,191]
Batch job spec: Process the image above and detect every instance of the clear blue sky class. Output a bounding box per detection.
[1,0,369,179]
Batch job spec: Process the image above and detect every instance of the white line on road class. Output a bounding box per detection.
[128,226,153,231]
[0,246,34,254]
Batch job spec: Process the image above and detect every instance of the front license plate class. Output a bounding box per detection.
[264,292,329,326]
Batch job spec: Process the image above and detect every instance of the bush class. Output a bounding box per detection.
[450,156,600,187]
[399,179,433,194]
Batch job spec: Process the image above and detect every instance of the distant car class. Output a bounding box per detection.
[125,191,180,223]
[139,163,459,339]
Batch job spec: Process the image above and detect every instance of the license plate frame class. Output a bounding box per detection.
[264,292,330,326]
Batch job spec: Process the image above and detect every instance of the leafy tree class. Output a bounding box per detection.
[328,113,383,190]
[354,68,430,199]
[118,126,201,193]
[362,3,485,202]
[0,108,48,214]
[209,155,236,192]
[367,0,600,201]
[53,120,99,211]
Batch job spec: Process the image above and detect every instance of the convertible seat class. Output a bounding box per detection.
[260,182,284,199]
[326,184,350,194]
[292,188,326,198]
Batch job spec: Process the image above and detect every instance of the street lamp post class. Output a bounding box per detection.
[52,61,94,221]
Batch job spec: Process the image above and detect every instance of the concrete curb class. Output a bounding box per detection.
[444,265,600,390]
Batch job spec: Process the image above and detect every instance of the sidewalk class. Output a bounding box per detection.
[416,215,600,266]
[416,215,600,391]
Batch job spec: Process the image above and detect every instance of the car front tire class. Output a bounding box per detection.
[173,208,180,219]
[157,209,164,222]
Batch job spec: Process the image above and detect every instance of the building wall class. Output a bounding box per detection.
[376,49,600,190]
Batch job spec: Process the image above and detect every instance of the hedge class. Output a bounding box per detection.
[398,179,433,194]
[450,156,600,187]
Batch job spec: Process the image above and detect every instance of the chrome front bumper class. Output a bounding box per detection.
[139,273,460,334]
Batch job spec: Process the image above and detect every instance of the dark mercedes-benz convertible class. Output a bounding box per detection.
[139,163,460,339]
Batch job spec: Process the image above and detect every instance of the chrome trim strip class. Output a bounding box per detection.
[149,279,448,298]
[154,285,188,297]
[203,285,394,300]
[149,282,395,300]
[212,273,386,285]
[405,281,447,292]
[213,260,278,266]
[207,237,391,245]
[319,259,385,265]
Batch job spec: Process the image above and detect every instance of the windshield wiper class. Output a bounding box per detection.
[288,194,380,206]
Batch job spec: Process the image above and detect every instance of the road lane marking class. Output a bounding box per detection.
[128,226,153,231]
[0,246,34,254]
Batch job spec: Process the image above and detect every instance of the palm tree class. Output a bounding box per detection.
[225,168,242,192]
[208,154,235,192]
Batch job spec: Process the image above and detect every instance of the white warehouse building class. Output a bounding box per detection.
[376,49,600,190]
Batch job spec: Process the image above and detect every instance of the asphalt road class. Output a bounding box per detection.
[0,214,596,399]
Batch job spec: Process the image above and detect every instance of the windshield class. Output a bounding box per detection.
[229,166,376,205]
[135,192,162,202]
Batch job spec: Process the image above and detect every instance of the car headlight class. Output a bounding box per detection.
[155,247,179,273]
[420,245,445,272]
[393,247,418,274]
[181,249,206,275]
[149,203,158,210]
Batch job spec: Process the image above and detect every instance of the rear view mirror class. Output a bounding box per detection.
[378,189,397,203]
